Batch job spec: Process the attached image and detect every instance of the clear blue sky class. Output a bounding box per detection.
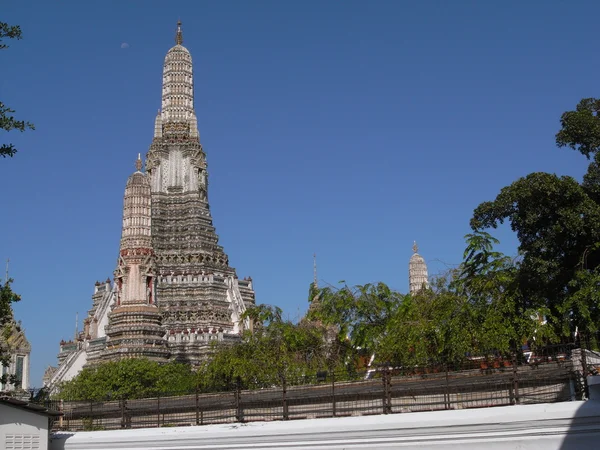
[1,0,597,387]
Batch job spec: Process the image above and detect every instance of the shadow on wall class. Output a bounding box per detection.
[49,433,72,450]
[560,377,600,449]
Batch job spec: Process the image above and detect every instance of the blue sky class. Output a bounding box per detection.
[1,0,598,387]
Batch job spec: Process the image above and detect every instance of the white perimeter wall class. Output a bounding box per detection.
[50,400,600,450]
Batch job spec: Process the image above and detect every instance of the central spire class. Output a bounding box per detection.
[175,20,183,45]
[156,20,198,138]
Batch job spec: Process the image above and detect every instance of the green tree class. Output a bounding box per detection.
[57,359,195,400]
[556,98,600,159]
[469,98,600,338]
[1,22,35,158]
[199,304,344,391]
[307,282,404,361]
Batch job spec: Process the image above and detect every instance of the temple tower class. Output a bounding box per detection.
[409,241,429,294]
[145,22,255,363]
[44,22,257,387]
[103,155,169,362]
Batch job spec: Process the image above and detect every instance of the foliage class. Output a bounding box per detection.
[57,359,196,401]
[0,22,35,158]
[556,98,600,159]
[58,305,347,399]
[377,280,474,367]
[308,278,469,368]
[199,304,343,390]
[0,277,22,387]
[307,232,560,369]
[469,97,600,339]
[306,282,403,356]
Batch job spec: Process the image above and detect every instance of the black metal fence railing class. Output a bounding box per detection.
[39,354,582,432]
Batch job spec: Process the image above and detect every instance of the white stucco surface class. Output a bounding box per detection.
[50,400,600,449]
[1,403,49,450]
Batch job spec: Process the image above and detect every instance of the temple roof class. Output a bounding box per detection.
[2,321,31,352]
[0,396,62,417]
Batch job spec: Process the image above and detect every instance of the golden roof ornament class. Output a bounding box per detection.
[136,153,142,171]
[413,241,418,253]
[175,20,183,45]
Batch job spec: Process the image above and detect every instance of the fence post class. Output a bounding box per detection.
[89,400,93,429]
[157,394,161,428]
[195,386,201,425]
[58,399,64,429]
[331,370,336,418]
[120,398,125,428]
[445,365,450,410]
[581,333,590,399]
[120,398,130,429]
[235,377,244,423]
[382,369,392,414]
[512,353,520,405]
[282,374,289,421]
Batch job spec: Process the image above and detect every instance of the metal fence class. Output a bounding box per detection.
[42,355,582,432]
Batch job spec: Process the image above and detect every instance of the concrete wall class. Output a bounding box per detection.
[50,400,600,450]
[0,403,49,450]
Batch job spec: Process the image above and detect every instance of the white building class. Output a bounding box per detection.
[0,396,61,450]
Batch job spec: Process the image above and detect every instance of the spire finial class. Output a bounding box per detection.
[175,19,183,45]
[413,241,418,253]
[136,153,142,171]
[313,253,318,289]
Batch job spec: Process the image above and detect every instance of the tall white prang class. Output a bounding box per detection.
[409,241,429,294]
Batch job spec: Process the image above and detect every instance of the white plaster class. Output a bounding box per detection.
[47,348,87,392]
[49,400,600,450]
[95,290,115,339]
[226,277,248,333]
[44,289,114,391]
[0,404,49,450]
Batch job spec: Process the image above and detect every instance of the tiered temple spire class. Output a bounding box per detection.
[44,21,256,386]
[102,156,168,362]
[409,241,429,294]
[145,20,255,363]
[155,20,198,134]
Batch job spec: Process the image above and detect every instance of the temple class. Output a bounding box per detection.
[44,22,255,391]
[409,241,429,294]
[0,320,31,395]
